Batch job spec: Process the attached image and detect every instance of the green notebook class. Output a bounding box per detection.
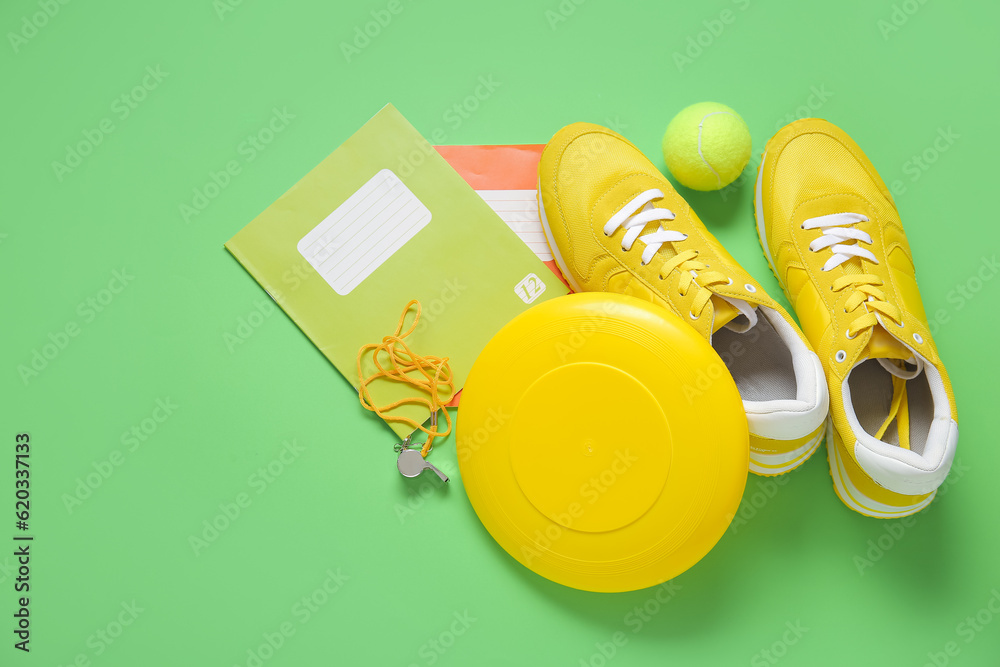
[225,104,568,439]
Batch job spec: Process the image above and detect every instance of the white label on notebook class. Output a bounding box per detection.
[297,169,431,296]
[475,189,553,261]
[514,272,546,304]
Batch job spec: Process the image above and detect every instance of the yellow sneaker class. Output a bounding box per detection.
[755,118,959,517]
[539,122,828,475]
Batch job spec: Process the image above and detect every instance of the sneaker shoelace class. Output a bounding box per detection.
[604,188,731,319]
[803,211,915,448]
[802,212,903,337]
[873,357,924,450]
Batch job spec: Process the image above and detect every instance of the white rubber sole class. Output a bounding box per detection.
[536,179,583,292]
[753,150,785,291]
[748,426,825,476]
[827,419,936,518]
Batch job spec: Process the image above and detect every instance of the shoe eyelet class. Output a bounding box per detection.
[835,350,847,363]
[744,283,757,293]
[726,278,733,286]
[846,330,857,340]
[913,333,924,344]
[689,311,699,320]
[896,319,905,328]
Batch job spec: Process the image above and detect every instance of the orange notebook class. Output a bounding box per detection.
[436,144,571,290]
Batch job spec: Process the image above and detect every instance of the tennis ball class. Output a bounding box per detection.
[662,102,752,191]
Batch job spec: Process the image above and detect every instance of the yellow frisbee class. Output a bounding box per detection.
[457,293,748,592]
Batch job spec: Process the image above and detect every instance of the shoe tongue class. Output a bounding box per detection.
[866,324,911,362]
[711,298,740,333]
[711,294,758,334]
[866,324,925,380]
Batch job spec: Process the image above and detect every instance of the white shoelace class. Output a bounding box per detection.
[604,188,756,327]
[801,212,878,272]
[805,212,912,367]
[603,189,686,265]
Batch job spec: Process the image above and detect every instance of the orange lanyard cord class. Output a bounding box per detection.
[356,300,454,457]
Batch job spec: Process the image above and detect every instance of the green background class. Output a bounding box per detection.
[3,0,998,665]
